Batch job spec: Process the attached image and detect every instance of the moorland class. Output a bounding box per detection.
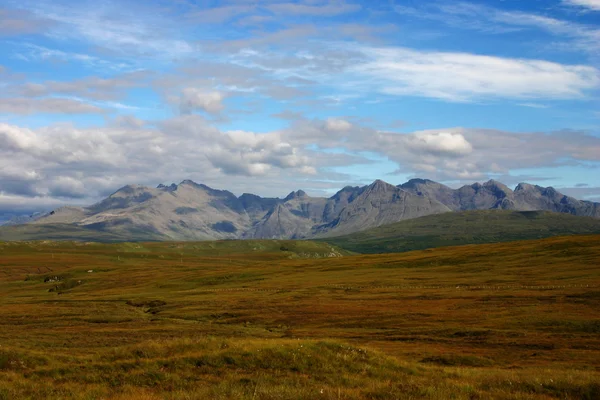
[1,235,599,399]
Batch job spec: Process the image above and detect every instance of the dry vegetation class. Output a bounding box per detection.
[1,236,599,399]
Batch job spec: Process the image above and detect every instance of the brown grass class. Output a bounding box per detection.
[1,235,599,399]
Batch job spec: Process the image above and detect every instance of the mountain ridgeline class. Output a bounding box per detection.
[4,178,600,241]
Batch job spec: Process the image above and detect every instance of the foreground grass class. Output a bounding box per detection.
[2,338,599,400]
[1,235,600,399]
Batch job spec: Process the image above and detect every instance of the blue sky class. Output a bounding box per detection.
[0,0,599,216]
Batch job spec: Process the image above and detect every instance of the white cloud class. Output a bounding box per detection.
[15,72,149,101]
[2,115,600,209]
[281,120,600,183]
[564,0,600,11]
[0,97,104,114]
[179,89,225,114]
[0,117,317,205]
[325,118,352,132]
[112,115,145,129]
[0,123,40,151]
[266,1,361,17]
[407,131,473,156]
[352,46,600,101]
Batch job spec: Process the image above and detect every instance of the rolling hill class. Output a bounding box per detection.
[323,210,600,254]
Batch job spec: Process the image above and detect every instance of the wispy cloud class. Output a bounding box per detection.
[24,1,195,61]
[344,45,599,102]
[0,7,55,36]
[266,1,361,17]
[185,5,256,24]
[518,102,551,109]
[13,71,149,100]
[13,43,134,71]
[563,0,600,11]
[0,97,104,114]
[395,2,600,55]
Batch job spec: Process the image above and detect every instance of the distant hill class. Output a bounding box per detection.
[322,210,600,254]
[0,223,158,242]
[2,178,599,241]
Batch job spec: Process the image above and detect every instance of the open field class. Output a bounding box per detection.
[1,236,600,399]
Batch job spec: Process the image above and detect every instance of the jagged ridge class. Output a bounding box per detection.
[11,178,600,241]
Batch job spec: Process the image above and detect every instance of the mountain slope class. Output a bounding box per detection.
[17,179,451,241]
[314,180,451,237]
[5,178,600,242]
[323,210,600,254]
[401,179,600,217]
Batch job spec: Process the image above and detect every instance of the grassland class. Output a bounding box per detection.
[324,210,600,253]
[1,236,599,399]
[0,223,159,242]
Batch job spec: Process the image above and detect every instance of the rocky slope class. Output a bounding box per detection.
[13,178,600,241]
[400,179,600,217]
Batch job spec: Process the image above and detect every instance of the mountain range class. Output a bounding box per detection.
[4,178,600,241]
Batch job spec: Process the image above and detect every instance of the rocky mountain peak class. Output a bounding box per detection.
[402,178,436,188]
[515,183,536,192]
[367,179,396,193]
[179,180,213,191]
[178,180,238,201]
[113,184,138,193]
[284,190,308,201]
[483,179,501,187]
[157,183,177,191]
[239,193,261,201]
[483,179,512,196]
[109,184,151,198]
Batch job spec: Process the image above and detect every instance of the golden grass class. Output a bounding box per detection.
[1,235,599,399]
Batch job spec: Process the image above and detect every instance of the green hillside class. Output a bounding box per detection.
[323,210,600,254]
[0,223,162,242]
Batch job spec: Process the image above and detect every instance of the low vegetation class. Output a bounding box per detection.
[324,210,600,253]
[1,235,599,399]
[0,223,138,242]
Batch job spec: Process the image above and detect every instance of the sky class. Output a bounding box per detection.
[0,0,600,219]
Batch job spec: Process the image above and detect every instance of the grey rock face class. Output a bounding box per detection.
[401,179,600,218]
[314,180,451,237]
[24,178,600,240]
